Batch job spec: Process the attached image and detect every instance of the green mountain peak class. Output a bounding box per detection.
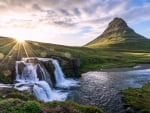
[85,17,148,48]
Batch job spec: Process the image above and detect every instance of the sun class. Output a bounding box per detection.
[15,37,25,43]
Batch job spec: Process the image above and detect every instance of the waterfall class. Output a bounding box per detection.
[33,81,52,102]
[15,61,53,102]
[14,58,78,102]
[15,60,68,102]
[52,59,79,88]
[52,60,65,85]
[37,64,53,87]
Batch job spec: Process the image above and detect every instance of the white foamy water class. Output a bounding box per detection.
[13,58,79,102]
[52,59,79,88]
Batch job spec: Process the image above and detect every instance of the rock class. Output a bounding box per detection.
[42,61,56,85]
[36,64,43,80]
[18,62,25,75]
[26,58,39,64]
[126,107,135,113]
[41,105,76,113]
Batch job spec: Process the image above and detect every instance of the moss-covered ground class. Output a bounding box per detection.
[122,83,150,113]
[0,88,104,113]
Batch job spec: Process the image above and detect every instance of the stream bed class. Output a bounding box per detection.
[68,69,150,113]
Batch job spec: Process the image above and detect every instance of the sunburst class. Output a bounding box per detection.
[14,37,25,43]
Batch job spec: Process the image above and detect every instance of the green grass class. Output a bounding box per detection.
[1,36,150,74]
[0,72,12,83]
[122,83,150,112]
[0,99,40,113]
[44,101,104,113]
[0,88,104,113]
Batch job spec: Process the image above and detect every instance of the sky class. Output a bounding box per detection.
[0,0,150,46]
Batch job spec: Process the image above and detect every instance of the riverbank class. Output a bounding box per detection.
[122,83,150,113]
[100,64,150,72]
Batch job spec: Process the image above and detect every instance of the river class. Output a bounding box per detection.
[68,68,150,113]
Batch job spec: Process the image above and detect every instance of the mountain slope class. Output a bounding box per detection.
[85,18,150,50]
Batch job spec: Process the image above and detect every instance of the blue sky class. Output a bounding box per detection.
[0,0,150,46]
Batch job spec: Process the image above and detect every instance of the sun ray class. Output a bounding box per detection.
[23,42,38,57]
[0,42,18,70]
[17,42,21,60]
[0,40,16,48]
[22,42,29,58]
[25,42,42,58]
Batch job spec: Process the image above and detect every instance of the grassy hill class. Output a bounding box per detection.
[0,36,150,75]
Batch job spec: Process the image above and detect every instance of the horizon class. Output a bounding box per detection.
[0,0,150,46]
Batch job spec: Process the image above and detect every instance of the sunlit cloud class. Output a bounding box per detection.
[0,0,149,46]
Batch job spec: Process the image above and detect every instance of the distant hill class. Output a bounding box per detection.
[85,18,150,50]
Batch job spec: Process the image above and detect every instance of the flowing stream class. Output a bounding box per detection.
[68,69,150,113]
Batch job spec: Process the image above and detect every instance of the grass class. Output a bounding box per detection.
[44,101,104,113]
[0,88,104,113]
[1,36,150,74]
[0,72,12,84]
[122,83,150,112]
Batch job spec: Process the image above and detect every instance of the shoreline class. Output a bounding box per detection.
[98,64,150,72]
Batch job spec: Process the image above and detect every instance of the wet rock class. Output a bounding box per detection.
[126,107,135,113]
[26,58,39,64]
[41,106,76,113]
[18,62,25,75]
[36,64,43,80]
[42,61,56,85]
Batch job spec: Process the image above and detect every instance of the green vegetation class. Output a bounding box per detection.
[1,36,150,74]
[0,99,40,113]
[0,72,12,84]
[0,88,36,101]
[122,83,150,112]
[0,88,104,113]
[44,101,104,113]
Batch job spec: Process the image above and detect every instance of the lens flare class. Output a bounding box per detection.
[14,37,25,43]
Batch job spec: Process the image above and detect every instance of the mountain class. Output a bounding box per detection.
[85,17,150,50]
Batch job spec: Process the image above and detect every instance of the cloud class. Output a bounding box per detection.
[0,0,149,46]
[122,4,150,23]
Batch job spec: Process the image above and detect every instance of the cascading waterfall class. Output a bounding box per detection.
[52,60,65,85]
[33,81,52,102]
[14,58,78,102]
[15,61,53,102]
[52,59,78,88]
[37,64,53,87]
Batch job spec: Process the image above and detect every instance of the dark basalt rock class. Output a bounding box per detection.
[126,107,135,113]
[18,62,25,75]
[26,58,39,64]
